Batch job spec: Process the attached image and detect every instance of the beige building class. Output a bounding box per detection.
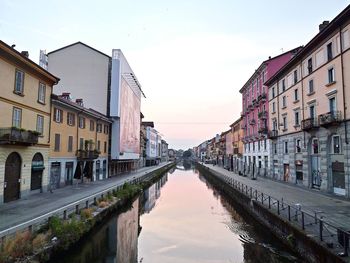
[266,6,350,197]
[49,94,111,189]
[0,40,59,203]
[230,117,244,173]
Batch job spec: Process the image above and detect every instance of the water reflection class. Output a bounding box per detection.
[52,167,300,263]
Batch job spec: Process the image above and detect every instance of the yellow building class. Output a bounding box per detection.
[230,117,244,173]
[49,94,111,188]
[0,40,59,203]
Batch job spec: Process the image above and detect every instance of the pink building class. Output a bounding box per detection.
[239,48,302,178]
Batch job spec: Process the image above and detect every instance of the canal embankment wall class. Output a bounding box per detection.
[196,163,348,263]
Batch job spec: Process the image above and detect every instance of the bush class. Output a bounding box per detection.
[1,231,32,260]
[32,233,48,252]
[114,183,142,200]
[98,201,108,208]
[80,208,93,221]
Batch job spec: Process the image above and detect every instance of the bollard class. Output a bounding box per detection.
[288,205,291,221]
[268,196,271,209]
[86,200,89,208]
[261,193,264,205]
[255,190,258,201]
[63,210,67,220]
[319,219,323,241]
[301,212,305,230]
[277,200,280,215]
[250,187,253,198]
[75,204,79,215]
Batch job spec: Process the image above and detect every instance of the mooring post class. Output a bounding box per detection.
[268,196,271,209]
[319,219,323,241]
[277,200,280,215]
[288,205,291,221]
[261,193,264,204]
[301,212,305,230]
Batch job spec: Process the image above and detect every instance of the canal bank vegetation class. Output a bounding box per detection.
[0,163,175,263]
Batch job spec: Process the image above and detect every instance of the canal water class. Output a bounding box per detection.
[52,163,302,263]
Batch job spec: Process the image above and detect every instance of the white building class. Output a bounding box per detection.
[47,42,145,175]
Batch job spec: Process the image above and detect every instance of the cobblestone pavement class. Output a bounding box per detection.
[0,163,170,232]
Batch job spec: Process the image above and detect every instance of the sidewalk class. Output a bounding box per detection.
[202,164,350,230]
[0,163,170,232]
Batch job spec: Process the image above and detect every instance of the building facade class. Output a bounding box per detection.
[230,117,244,173]
[49,94,111,189]
[0,40,59,203]
[240,48,301,178]
[266,8,350,197]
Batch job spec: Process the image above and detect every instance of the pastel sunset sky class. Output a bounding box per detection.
[1,0,349,149]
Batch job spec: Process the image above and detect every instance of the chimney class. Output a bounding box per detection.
[21,51,29,58]
[61,92,71,100]
[319,21,329,32]
[75,98,83,106]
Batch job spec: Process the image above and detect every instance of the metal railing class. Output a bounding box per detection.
[208,168,349,257]
[0,127,38,145]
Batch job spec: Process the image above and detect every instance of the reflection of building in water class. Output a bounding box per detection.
[142,175,168,213]
[116,198,139,263]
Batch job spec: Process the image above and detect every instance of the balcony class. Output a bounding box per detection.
[258,92,267,103]
[269,130,278,139]
[301,118,319,131]
[319,111,342,127]
[76,149,100,160]
[258,111,268,119]
[0,127,39,146]
[258,126,268,134]
[249,119,256,125]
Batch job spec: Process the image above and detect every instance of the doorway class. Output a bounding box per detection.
[65,162,74,185]
[4,152,21,202]
[31,153,44,191]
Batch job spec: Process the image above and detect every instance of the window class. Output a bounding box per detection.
[253,142,255,151]
[38,83,46,103]
[90,120,95,131]
[79,138,84,150]
[273,119,277,130]
[68,136,73,152]
[284,141,288,154]
[104,141,107,153]
[273,142,277,154]
[283,116,287,130]
[67,112,75,126]
[329,97,336,114]
[272,102,276,113]
[327,42,333,61]
[36,115,44,135]
[296,139,301,153]
[54,108,63,123]
[97,124,102,133]
[282,96,286,108]
[332,135,341,154]
[14,69,24,94]
[294,111,300,126]
[258,140,261,151]
[312,138,319,154]
[310,105,315,119]
[97,140,101,151]
[282,79,286,92]
[308,79,314,94]
[54,134,60,152]
[328,67,335,83]
[307,58,313,74]
[272,87,275,98]
[294,89,299,101]
[79,117,85,129]
[294,70,298,84]
[12,107,22,128]
[264,139,267,150]
[104,125,109,134]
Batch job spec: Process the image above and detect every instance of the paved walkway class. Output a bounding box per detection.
[0,163,170,232]
[202,164,350,230]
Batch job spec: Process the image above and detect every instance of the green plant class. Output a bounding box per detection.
[2,231,32,260]
[32,233,48,252]
[98,201,108,208]
[80,208,93,221]
[107,192,114,202]
[19,128,26,132]
[286,233,296,247]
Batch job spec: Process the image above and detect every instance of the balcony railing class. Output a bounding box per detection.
[249,119,256,125]
[258,92,267,102]
[301,118,319,131]
[258,126,268,134]
[0,127,39,146]
[269,130,278,139]
[318,111,342,127]
[76,149,100,160]
[258,111,268,119]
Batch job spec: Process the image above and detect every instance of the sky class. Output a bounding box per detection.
[1,0,349,150]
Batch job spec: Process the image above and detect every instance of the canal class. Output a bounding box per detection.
[51,163,302,263]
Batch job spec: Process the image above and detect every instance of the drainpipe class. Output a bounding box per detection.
[339,27,349,198]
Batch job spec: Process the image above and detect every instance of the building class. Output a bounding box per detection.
[168,149,176,161]
[47,42,145,176]
[161,140,169,162]
[240,47,301,178]
[230,117,244,173]
[0,40,59,203]
[139,113,147,168]
[265,6,350,197]
[142,122,158,166]
[49,94,111,189]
